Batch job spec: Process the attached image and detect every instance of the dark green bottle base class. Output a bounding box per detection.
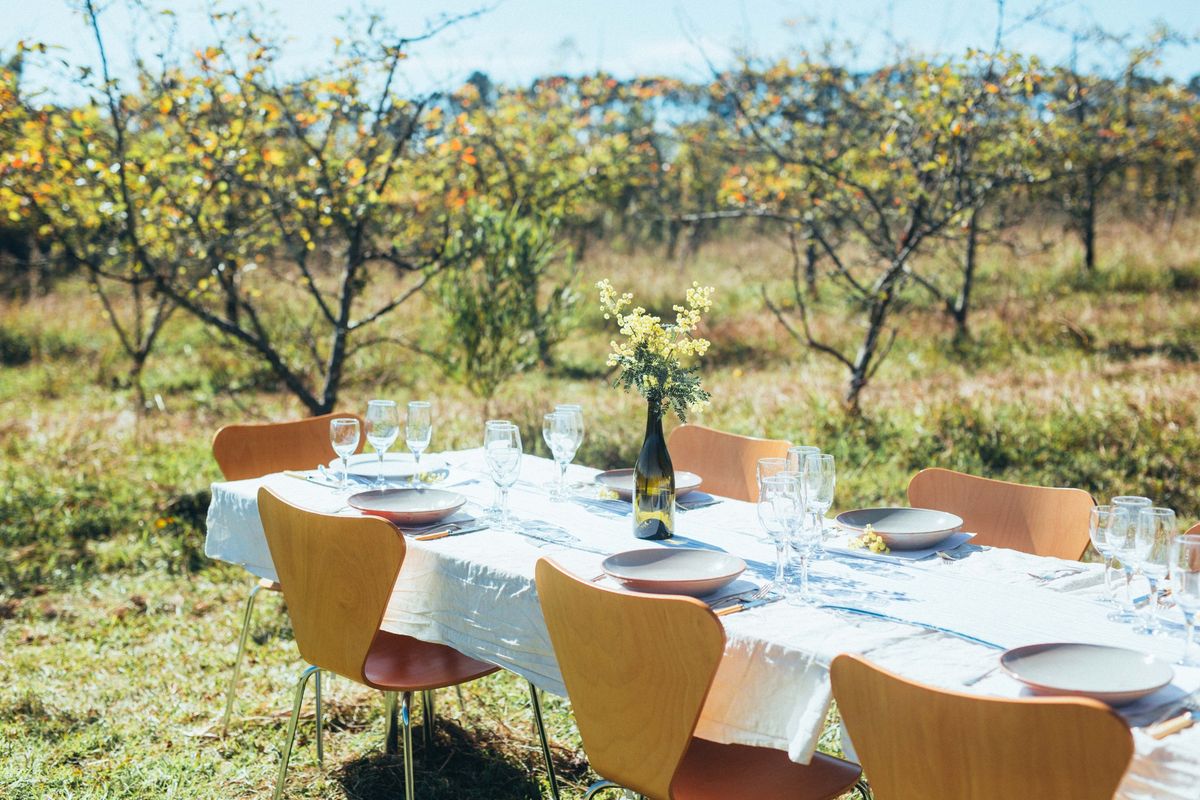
[635,518,673,540]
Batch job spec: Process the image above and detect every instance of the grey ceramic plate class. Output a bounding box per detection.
[334,453,448,479]
[835,507,964,550]
[347,488,466,527]
[601,548,746,597]
[1000,642,1174,706]
[593,469,703,501]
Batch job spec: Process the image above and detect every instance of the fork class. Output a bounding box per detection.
[710,584,771,610]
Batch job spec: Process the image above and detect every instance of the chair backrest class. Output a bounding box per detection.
[257,487,404,682]
[667,424,791,502]
[1187,521,1200,535]
[534,559,725,800]
[907,467,1096,559]
[830,654,1133,800]
[212,411,365,481]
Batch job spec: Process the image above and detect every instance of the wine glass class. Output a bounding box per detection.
[1135,507,1176,634]
[365,400,399,491]
[484,420,522,530]
[758,474,802,597]
[786,445,820,474]
[329,417,361,494]
[756,457,788,499]
[1170,535,1200,666]
[802,453,836,553]
[543,411,582,500]
[1090,505,1134,621]
[554,404,584,493]
[406,401,433,487]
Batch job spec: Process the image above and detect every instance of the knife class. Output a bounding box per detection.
[715,593,784,617]
[413,524,489,541]
[1147,709,1200,740]
[282,470,340,488]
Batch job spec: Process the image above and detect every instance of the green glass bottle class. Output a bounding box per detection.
[634,401,675,540]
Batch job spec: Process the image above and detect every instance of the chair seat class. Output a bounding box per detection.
[362,631,499,692]
[672,737,861,800]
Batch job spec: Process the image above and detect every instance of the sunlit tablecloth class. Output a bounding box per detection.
[205,449,1200,798]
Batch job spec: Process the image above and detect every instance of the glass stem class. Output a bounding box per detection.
[559,460,568,495]
[500,487,510,528]
[1123,566,1134,611]
[1186,612,1196,661]
[774,542,786,588]
[800,554,810,599]
[1101,554,1113,600]
[377,448,385,488]
[1148,577,1160,626]
[341,455,349,493]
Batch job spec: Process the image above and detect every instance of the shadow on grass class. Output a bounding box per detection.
[336,717,586,800]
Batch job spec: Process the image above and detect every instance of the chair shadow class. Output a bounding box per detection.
[335,716,587,800]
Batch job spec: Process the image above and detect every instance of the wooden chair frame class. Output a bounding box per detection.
[907,467,1096,559]
[667,423,791,503]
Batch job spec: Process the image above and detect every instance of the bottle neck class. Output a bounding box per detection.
[644,400,664,441]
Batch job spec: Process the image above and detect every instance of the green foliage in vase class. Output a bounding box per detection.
[597,279,714,422]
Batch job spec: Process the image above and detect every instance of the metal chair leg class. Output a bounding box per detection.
[401,691,416,800]
[582,779,622,799]
[314,669,324,767]
[221,581,262,735]
[455,684,466,713]
[421,688,434,748]
[384,691,399,755]
[272,665,320,800]
[528,680,561,800]
[855,778,873,799]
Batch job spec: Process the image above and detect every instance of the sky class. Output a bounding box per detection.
[2,0,1198,98]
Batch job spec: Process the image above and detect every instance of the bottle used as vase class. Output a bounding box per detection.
[633,401,675,539]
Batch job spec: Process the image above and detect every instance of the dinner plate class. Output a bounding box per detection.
[1000,643,1174,706]
[835,507,964,550]
[601,548,745,597]
[593,469,703,501]
[331,452,448,480]
[347,488,466,527]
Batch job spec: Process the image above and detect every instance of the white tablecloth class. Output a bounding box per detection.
[205,449,1200,798]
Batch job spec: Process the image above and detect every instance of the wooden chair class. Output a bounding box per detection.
[906,468,1096,559]
[213,411,364,734]
[667,424,791,502]
[534,558,865,800]
[830,654,1133,800]
[259,488,560,800]
[1186,521,1200,535]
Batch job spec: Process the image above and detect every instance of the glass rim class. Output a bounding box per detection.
[407,400,431,409]
[1140,506,1176,517]
[1111,495,1152,504]
[758,457,788,465]
[555,403,583,411]
[485,418,515,427]
[788,445,820,454]
[1173,534,1200,544]
[367,398,397,407]
[761,473,801,486]
[1091,504,1128,515]
[330,417,359,426]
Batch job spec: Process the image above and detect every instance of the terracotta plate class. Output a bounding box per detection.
[1000,642,1174,706]
[593,469,703,501]
[601,548,746,597]
[835,507,963,550]
[347,488,466,527]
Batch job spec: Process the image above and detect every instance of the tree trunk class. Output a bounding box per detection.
[952,208,979,340]
[1082,173,1098,272]
[805,239,818,296]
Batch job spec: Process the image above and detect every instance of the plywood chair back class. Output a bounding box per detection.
[213,412,365,481]
[667,424,791,502]
[830,654,1133,800]
[535,559,725,800]
[257,488,404,682]
[1186,521,1200,535]
[907,467,1095,559]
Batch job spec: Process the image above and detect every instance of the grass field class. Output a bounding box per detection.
[3,219,1200,798]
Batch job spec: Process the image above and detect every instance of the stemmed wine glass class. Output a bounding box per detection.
[758,474,803,598]
[543,411,582,500]
[1135,507,1176,634]
[786,445,820,474]
[406,401,433,488]
[756,457,788,496]
[1090,505,1134,621]
[365,400,399,491]
[555,404,585,492]
[329,417,361,494]
[802,453,836,554]
[484,420,522,530]
[1170,535,1200,666]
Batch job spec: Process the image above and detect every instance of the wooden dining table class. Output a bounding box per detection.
[204,448,1200,798]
